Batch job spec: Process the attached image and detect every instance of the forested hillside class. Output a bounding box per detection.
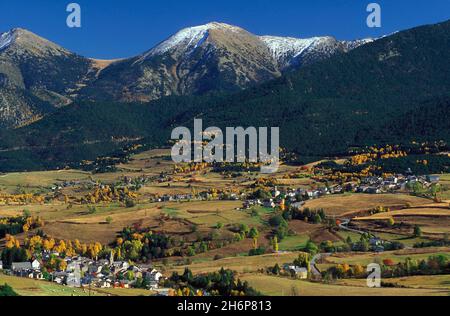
[0,20,449,171]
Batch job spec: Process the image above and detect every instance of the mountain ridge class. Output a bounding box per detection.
[0,19,448,171]
[0,22,374,125]
[79,22,373,102]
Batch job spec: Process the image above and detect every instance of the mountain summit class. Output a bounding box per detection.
[0,28,94,127]
[0,23,373,126]
[1,20,449,171]
[141,22,248,59]
[79,22,373,102]
[0,28,69,56]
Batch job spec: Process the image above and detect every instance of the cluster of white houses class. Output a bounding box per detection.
[1,254,163,290]
[242,174,440,210]
[357,174,440,194]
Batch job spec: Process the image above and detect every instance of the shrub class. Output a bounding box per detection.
[383,258,395,266]
[125,199,136,208]
[248,247,266,256]
[0,284,18,296]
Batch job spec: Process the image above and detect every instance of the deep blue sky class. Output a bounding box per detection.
[1,0,449,59]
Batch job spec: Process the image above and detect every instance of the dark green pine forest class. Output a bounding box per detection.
[0,20,449,171]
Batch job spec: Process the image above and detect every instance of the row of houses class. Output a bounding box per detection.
[242,172,441,211]
[242,186,340,210]
[359,174,440,194]
[2,253,163,291]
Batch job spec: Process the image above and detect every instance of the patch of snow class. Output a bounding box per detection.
[136,21,377,67]
[342,38,375,50]
[260,35,332,59]
[140,22,241,60]
[0,30,15,51]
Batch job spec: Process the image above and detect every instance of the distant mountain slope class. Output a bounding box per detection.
[0,23,371,127]
[195,19,450,154]
[0,20,449,171]
[79,22,371,102]
[0,28,96,127]
[260,36,373,70]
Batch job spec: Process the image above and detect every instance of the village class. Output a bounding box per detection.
[0,145,448,297]
[242,173,440,210]
[0,251,165,293]
[0,250,316,295]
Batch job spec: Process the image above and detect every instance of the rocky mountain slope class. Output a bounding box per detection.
[0,23,372,127]
[80,22,372,102]
[1,19,448,171]
[0,28,98,127]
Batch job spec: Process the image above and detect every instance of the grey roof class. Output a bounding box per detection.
[293,267,308,273]
[12,262,32,270]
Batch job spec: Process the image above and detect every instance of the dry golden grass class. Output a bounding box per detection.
[168,252,301,274]
[303,194,430,216]
[355,207,450,220]
[0,170,90,193]
[0,199,259,244]
[158,200,255,227]
[0,203,91,221]
[0,274,100,296]
[241,274,449,296]
[90,58,123,70]
[40,221,123,244]
[324,247,450,266]
[0,274,155,296]
[336,275,450,290]
[93,287,155,296]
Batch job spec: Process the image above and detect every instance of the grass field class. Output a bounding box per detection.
[337,230,364,243]
[278,235,310,251]
[336,275,450,290]
[373,232,429,247]
[241,274,449,296]
[324,247,450,266]
[159,200,257,227]
[303,194,430,216]
[0,153,448,297]
[0,274,156,296]
[0,170,90,193]
[168,252,301,274]
[355,207,450,220]
[438,173,450,201]
[0,274,101,296]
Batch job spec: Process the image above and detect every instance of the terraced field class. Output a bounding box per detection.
[303,194,430,216]
[324,247,450,266]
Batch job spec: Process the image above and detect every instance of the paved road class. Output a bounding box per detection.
[338,219,367,235]
[308,217,398,278]
[310,253,331,278]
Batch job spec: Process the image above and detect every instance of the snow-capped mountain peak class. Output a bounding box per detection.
[143,22,243,59]
[260,34,374,69]
[138,22,375,69]
[0,28,69,57]
[342,38,375,51]
[260,35,332,59]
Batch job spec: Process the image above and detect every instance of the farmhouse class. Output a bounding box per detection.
[284,265,308,279]
[29,271,45,280]
[12,262,32,272]
[67,272,81,288]
[291,201,305,210]
[32,259,41,270]
[145,269,164,289]
[263,199,276,208]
